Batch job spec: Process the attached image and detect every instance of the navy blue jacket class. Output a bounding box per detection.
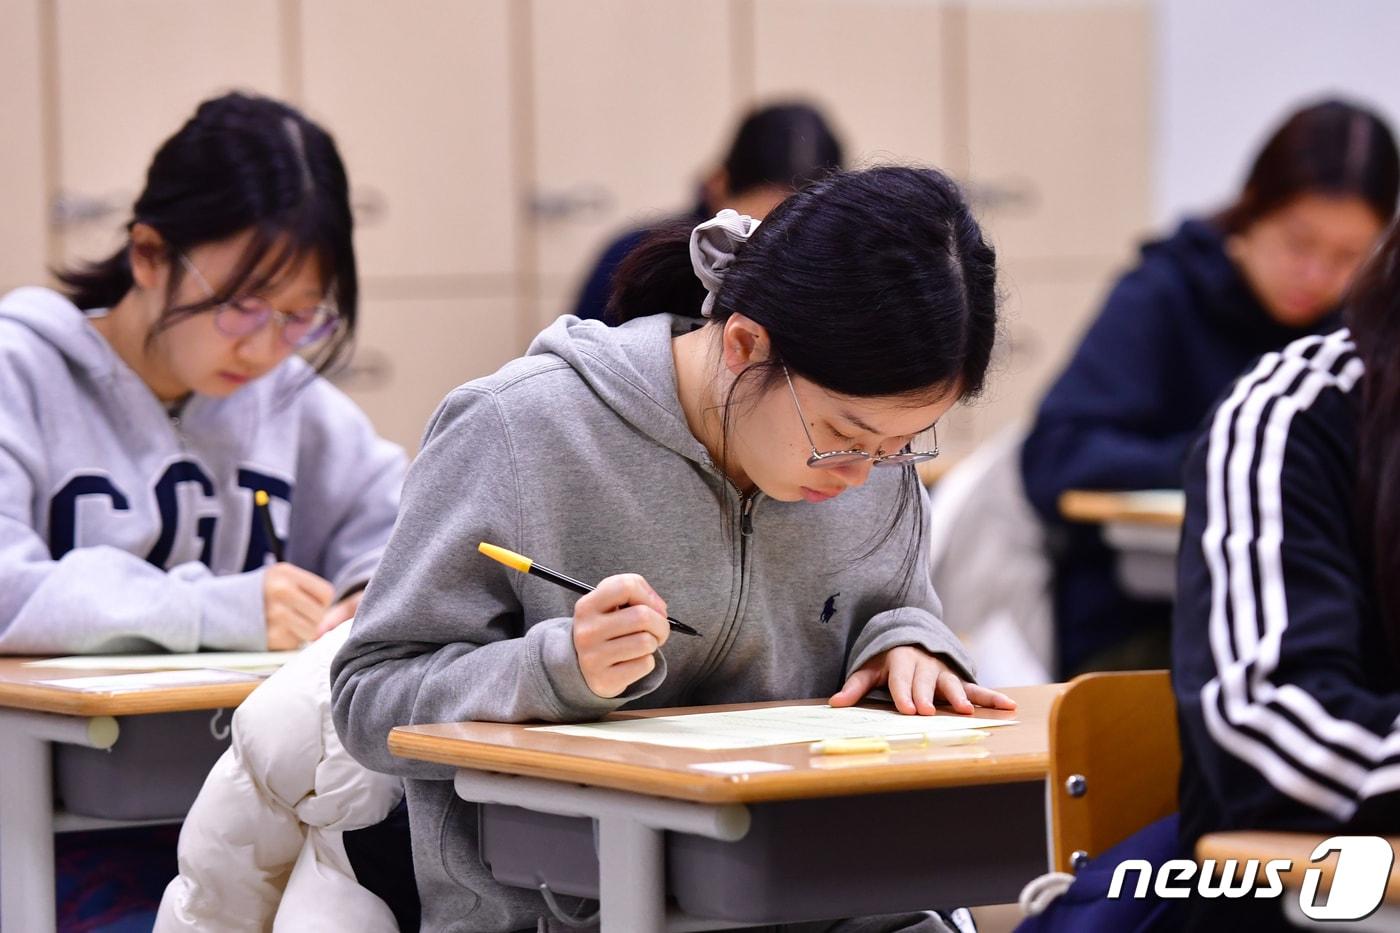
[1173,328,1400,852]
[1022,219,1338,675]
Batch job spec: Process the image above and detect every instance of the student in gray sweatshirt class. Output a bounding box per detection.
[0,92,405,656]
[332,167,1011,932]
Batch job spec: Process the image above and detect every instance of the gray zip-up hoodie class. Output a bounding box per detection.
[331,313,974,932]
[0,286,405,653]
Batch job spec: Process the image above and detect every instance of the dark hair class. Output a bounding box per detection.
[722,102,843,196]
[1347,220,1400,659]
[613,166,996,400]
[610,166,998,594]
[1218,99,1400,235]
[56,91,358,375]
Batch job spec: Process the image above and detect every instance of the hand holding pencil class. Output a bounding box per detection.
[571,573,672,698]
[478,542,697,699]
[262,562,334,649]
[254,489,337,649]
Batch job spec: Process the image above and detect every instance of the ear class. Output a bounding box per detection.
[128,223,170,291]
[719,313,771,374]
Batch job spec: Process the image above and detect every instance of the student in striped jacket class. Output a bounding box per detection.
[1173,218,1400,918]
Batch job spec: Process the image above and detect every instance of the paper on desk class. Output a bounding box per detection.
[24,651,298,675]
[36,669,262,691]
[689,759,793,775]
[529,704,1016,750]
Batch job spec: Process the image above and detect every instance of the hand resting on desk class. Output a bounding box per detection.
[830,644,1017,715]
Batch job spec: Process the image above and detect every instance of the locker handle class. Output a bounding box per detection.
[528,185,615,222]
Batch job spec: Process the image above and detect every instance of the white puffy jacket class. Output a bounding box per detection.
[155,624,403,932]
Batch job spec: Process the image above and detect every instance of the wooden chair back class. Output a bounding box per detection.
[1048,669,1179,872]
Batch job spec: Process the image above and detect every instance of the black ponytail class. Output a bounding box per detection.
[610,166,997,403]
[605,223,707,325]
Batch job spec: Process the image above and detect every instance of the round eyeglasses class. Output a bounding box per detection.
[179,254,341,349]
[783,366,940,469]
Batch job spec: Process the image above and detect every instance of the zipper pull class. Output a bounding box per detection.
[740,495,756,536]
[166,397,191,439]
[166,397,188,428]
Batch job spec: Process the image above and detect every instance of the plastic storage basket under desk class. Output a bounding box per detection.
[55,709,231,820]
[479,780,1046,923]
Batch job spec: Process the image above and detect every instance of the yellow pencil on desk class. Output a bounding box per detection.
[809,729,991,755]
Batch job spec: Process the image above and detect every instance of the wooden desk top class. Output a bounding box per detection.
[1197,831,1400,904]
[1059,489,1185,528]
[0,658,263,717]
[389,683,1062,804]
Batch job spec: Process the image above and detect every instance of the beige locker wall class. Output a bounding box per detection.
[299,0,519,284]
[0,0,48,293]
[750,0,949,169]
[337,295,524,454]
[52,0,287,268]
[300,1,527,448]
[8,1,1153,463]
[528,0,742,311]
[953,271,1117,442]
[963,3,1151,264]
[947,1,1152,458]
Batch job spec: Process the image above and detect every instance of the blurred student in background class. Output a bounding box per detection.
[0,92,403,657]
[571,101,844,323]
[1022,99,1399,678]
[0,91,405,928]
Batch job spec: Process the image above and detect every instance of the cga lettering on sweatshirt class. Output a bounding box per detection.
[48,461,291,570]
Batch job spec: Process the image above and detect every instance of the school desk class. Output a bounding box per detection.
[1059,490,1185,600]
[1197,831,1400,928]
[390,684,1061,932]
[0,658,263,933]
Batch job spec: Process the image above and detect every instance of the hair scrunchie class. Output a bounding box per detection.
[689,208,761,318]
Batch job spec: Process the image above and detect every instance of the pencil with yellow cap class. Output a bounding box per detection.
[478,542,702,637]
[254,489,284,562]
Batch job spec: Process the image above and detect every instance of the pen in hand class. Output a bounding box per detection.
[477,542,702,637]
[254,489,284,562]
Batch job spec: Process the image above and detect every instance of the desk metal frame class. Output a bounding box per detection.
[0,709,121,932]
[458,771,764,932]
[0,663,259,933]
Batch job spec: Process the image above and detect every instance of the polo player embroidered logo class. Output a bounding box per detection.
[819,593,840,624]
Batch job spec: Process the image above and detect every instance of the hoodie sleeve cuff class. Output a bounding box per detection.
[530,616,667,719]
[848,608,976,683]
[187,569,269,651]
